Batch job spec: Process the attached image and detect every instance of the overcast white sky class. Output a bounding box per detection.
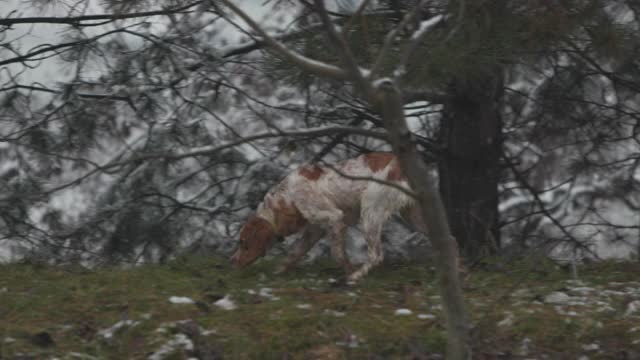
[0,0,301,91]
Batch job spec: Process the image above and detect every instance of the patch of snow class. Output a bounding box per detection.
[417,314,435,320]
[411,15,445,40]
[201,328,217,336]
[567,299,589,306]
[518,337,532,356]
[596,305,616,313]
[97,320,139,339]
[544,292,571,304]
[582,343,599,351]
[629,326,640,333]
[336,334,359,348]
[498,312,515,327]
[169,296,195,304]
[258,287,280,300]
[625,300,640,316]
[601,290,626,297]
[512,289,530,297]
[566,279,586,286]
[324,309,346,317]
[214,295,237,310]
[568,287,596,296]
[3,337,16,343]
[68,352,99,359]
[394,308,413,316]
[148,333,194,360]
[141,313,152,320]
[296,303,312,310]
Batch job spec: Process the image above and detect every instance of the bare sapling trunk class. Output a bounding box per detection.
[373,80,471,359]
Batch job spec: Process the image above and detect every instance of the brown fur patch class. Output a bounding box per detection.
[233,216,277,267]
[386,161,405,181]
[364,152,394,172]
[273,199,307,236]
[298,164,324,181]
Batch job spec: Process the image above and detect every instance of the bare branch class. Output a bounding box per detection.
[0,1,203,27]
[34,126,388,195]
[370,0,426,78]
[397,14,445,77]
[312,0,373,97]
[0,84,131,102]
[217,0,348,80]
[321,162,417,198]
[0,27,131,67]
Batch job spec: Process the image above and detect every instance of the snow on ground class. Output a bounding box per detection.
[148,333,194,360]
[97,320,139,339]
[213,295,237,310]
[394,308,413,316]
[169,296,195,304]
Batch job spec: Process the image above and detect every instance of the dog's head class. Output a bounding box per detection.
[230,216,278,267]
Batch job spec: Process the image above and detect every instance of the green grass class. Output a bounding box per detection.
[1,256,639,359]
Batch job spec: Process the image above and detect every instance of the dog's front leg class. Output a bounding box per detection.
[274,225,325,274]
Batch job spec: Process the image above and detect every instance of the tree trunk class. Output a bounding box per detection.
[375,80,471,360]
[439,71,503,260]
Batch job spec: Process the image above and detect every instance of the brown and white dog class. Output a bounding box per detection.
[230,152,430,282]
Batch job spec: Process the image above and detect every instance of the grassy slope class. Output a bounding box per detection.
[1,256,639,359]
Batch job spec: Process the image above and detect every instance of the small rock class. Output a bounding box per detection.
[30,331,55,348]
[544,292,571,304]
[296,303,312,310]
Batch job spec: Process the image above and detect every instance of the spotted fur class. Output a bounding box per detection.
[231,152,427,282]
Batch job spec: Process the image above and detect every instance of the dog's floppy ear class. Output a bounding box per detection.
[230,216,277,267]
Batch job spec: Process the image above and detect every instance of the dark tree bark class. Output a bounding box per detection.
[439,69,504,260]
